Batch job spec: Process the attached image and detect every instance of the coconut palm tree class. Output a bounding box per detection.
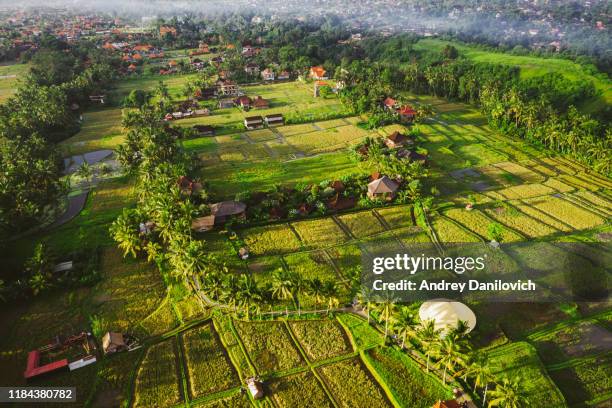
[487,376,528,408]
[417,320,441,372]
[375,295,397,340]
[235,274,261,320]
[307,278,325,307]
[270,270,294,303]
[355,288,374,323]
[467,356,493,406]
[434,333,469,384]
[393,307,418,349]
[109,210,141,258]
[323,281,339,313]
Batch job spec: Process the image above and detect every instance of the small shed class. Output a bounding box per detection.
[367,176,399,200]
[102,332,127,355]
[252,96,269,109]
[246,377,264,399]
[193,125,215,136]
[210,201,247,221]
[191,215,216,232]
[264,113,284,126]
[238,247,249,260]
[244,116,263,130]
[385,131,413,149]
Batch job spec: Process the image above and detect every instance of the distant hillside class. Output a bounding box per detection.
[414,39,611,115]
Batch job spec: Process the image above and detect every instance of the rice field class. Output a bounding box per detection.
[288,319,353,362]
[496,183,555,200]
[375,205,414,229]
[234,320,305,374]
[133,340,181,408]
[337,210,386,238]
[445,208,523,242]
[268,371,334,408]
[431,217,481,243]
[291,218,348,248]
[242,224,302,256]
[493,162,545,183]
[318,358,392,408]
[285,125,369,154]
[283,251,339,283]
[525,196,605,230]
[182,324,240,398]
[484,205,559,238]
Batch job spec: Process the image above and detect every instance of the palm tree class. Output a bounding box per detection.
[375,295,397,340]
[487,376,528,408]
[323,281,339,313]
[417,320,441,372]
[434,333,469,384]
[467,356,493,406]
[236,274,261,320]
[109,210,141,258]
[393,307,418,349]
[356,288,374,323]
[307,278,325,307]
[76,161,93,186]
[270,270,294,303]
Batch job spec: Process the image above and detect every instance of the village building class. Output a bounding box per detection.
[191,215,216,232]
[383,97,398,110]
[218,98,234,109]
[385,131,413,149]
[102,332,127,355]
[244,116,264,129]
[177,176,203,196]
[252,96,269,109]
[159,26,177,37]
[367,176,399,200]
[397,105,417,123]
[265,113,284,126]
[397,149,427,163]
[193,125,215,136]
[277,70,290,80]
[235,95,252,109]
[244,63,260,75]
[210,201,247,222]
[216,79,240,96]
[261,68,275,81]
[246,377,264,399]
[309,66,328,80]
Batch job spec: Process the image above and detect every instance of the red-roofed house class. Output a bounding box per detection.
[383,97,398,110]
[397,105,416,123]
[24,351,69,380]
[309,66,328,80]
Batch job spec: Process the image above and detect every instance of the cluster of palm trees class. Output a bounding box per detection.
[200,269,340,319]
[356,295,528,407]
[480,83,610,176]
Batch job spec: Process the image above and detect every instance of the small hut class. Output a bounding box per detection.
[246,377,264,399]
[238,247,249,260]
[191,215,216,232]
[367,176,399,200]
[102,332,127,355]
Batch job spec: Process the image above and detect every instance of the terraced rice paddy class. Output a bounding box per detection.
[288,319,353,362]
[133,340,181,408]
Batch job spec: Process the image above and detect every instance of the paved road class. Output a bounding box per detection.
[47,191,88,230]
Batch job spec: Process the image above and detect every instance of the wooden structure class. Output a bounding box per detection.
[265,114,284,126]
[367,176,399,200]
[244,116,264,129]
[102,332,127,355]
[309,66,328,80]
[384,131,413,149]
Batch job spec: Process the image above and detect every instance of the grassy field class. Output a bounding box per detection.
[0,62,29,103]
[60,107,125,155]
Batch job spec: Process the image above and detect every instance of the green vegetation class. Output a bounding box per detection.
[288,319,353,362]
[133,339,182,408]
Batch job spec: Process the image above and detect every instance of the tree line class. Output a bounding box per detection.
[0,40,117,240]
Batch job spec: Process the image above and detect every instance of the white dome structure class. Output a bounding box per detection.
[419,299,476,335]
